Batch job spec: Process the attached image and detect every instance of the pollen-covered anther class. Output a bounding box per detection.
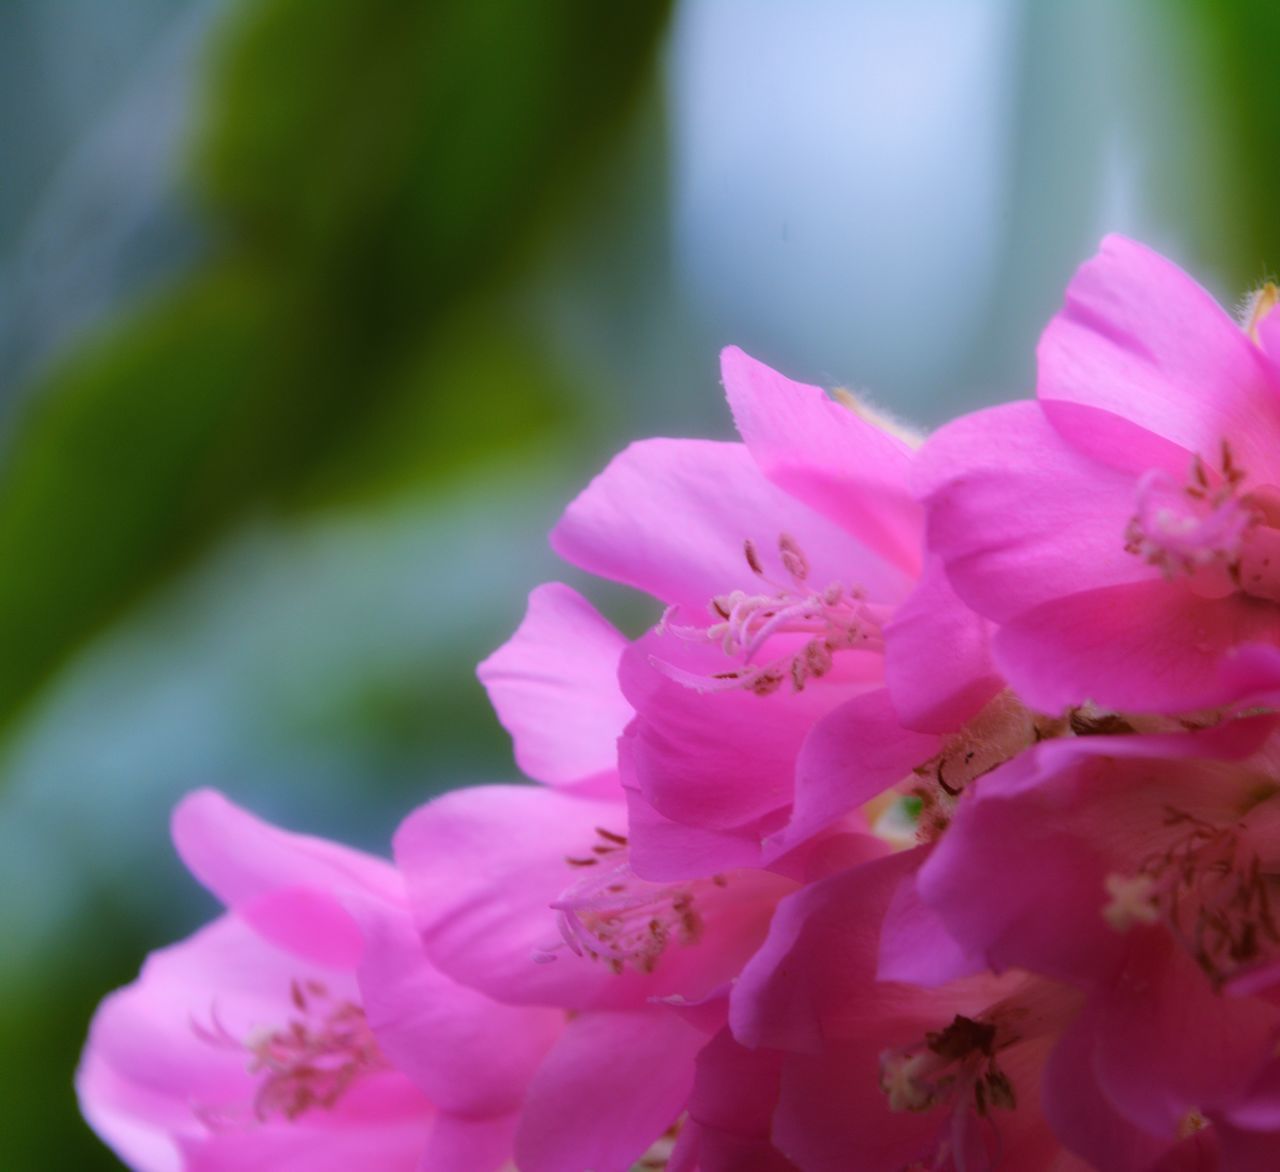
[879,1015,1016,1130]
[1124,444,1253,581]
[191,979,388,1126]
[547,829,708,975]
[1102,872,1161,932]
[1125,808,1280,985]
[662,533,884,696]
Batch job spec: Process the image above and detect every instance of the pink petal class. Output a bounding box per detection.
[883,555,1001,733]
[172,789,402,915]
[1041,1007,1173,1172]
[771,688,939,854]
[514,1008,704,1172]
[1092,938,1280,1136]
[720,345,922,576]
[993,578,1280,714]
[916,400,1146,623]
[356,903,561,1117]
[416,1112,520,1172]
[619,631,880,833]
[477,582,632,789]
[395,785,784,1011]
[1038,235,1280,472]
[551,438,911,613]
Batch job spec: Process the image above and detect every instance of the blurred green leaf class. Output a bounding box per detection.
[1172,1,1280,286]
[0,0,671,735]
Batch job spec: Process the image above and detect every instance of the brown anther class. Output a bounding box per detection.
[743,539,764,576]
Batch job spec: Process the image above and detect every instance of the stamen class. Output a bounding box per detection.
[1108,808,1280,985]
[659,534,885,696]
[541,829,712,974]
[192,980,387,1127]
[1124,447,1252,580]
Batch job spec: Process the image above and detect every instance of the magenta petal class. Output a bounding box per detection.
[551,438,911,612]
[622,784,769,881]
[682,1027,798,1172]
[1041,1007,1172,1172]
[416,1112,519,1172]
[994,578,1280,714]
[477,582,631,789]
[773,688,939,853]
[619,633,875,833]
[514,1008,704,1172]
[356,904,561,1117]
[1038,235,1280,470]
[883,555,1001,733]
[172,789,402,914]
[730,850,929,1054]
[916,400,1145,623]
[876,869,984,988]
[720,345,922,576]
[393,784,639,1009]
[1092,938,1280,1136]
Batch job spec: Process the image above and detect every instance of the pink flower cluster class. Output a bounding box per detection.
[80,238,1280,1170]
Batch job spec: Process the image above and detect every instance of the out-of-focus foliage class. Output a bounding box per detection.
[1177,0,1280,287]
[0,2,672,1169]
[0,0,670,735]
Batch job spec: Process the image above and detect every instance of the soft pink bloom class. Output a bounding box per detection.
[915,720,1280,1164]
[78,790,558,1171]
[391,580,796,1170]
[731,848,1100,1172]
[918,235,1280,714]
[550,346,999,877]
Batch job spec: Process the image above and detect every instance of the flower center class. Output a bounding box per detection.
[541,828,715,974]
[879,1014,1017,1171]
[909,692,1057,842]
[192,979,387,1126]
[661,534,884,695]
[1104,808,1280,986]
[1124,442,1280,602]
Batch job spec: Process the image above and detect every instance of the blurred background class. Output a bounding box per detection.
[2,1,1278,1165]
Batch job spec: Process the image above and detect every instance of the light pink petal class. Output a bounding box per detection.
[514,1008,704,1172]
[395,785,784,1011]
[916,400,1146,623]
[1038,235,1280,470]
[356,902,561,1117]
[772,688,939,854]
[551,438,911,613]
[622,784,771,881]
[993,578,1280,714]
[720,345,922,576]
[394,784,640,1009]
[477,582,631,789]
[417,1112,519,1172]
[77,1051,184,1172]
[172,789,402,913]
[620,632,880,833]
[883,555,1001,733]
[179,1115,430,1172]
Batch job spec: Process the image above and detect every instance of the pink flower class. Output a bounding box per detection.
[914,720,1280,1165]
[730,848,1097,1172]
[77,790,558,1171]
[918,235,1280,714]
[551,346,1000,877]
[386,579,795,1170]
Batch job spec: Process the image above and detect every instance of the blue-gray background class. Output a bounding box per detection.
[2,2,1276,1166]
